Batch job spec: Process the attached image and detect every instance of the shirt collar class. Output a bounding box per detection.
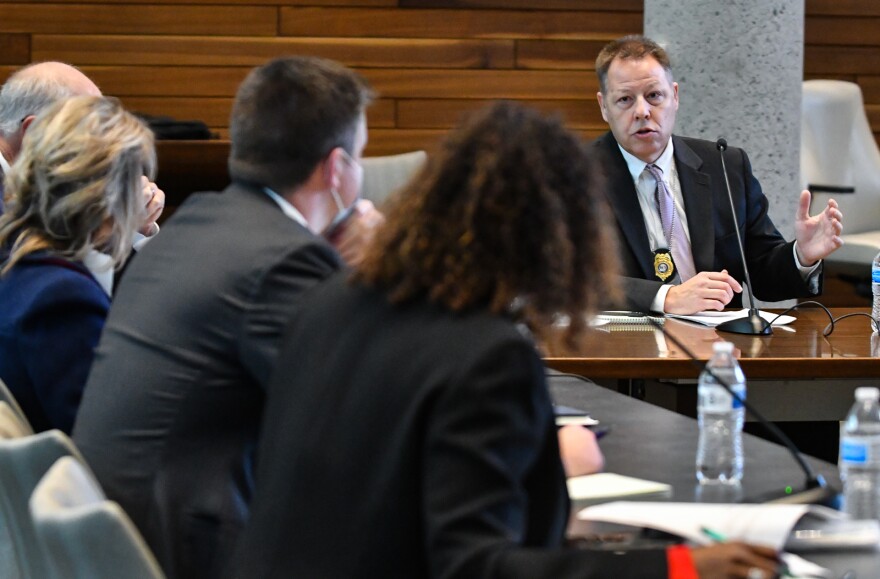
[618,138,675,183]
[262,187,309,228]
[82,250,114,296]
[0,151,10,175]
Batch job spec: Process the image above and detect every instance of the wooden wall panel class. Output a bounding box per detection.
[12,0,393,4]
[804,3,880,147]
[280,8,640,40]
[806,0,880,17]
[516,40,606,70]
[397,98,604,129]
[0,4,277,36]
[1,0,878,203]
[0,34,30,65]
[401,0,642,10]
[32,36,515,69]
[805,17,880,47]
[363,69,596,99]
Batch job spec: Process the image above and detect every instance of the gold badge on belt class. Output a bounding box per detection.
[653,249,675,282]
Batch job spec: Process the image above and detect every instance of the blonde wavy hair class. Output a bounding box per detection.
[0,96,155,274]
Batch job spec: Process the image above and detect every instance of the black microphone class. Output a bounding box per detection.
[646,316,837,505]
[715,138,772,335]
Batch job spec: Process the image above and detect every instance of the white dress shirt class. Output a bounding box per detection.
[617,140,820,312]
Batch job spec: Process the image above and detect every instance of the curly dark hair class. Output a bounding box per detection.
[354,101,620,343]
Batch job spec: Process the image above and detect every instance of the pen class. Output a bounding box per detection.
[699,527,792,577]
[600,311,653,317]
[699,526,727,543]
[589,425,611,440]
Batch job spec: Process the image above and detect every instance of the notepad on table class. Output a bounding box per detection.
[594,311,665,331]
[667,309,795,327]
[553,404,599,427]
[566,473,672,503]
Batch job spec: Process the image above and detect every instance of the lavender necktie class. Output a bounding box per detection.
[645,163,695,282]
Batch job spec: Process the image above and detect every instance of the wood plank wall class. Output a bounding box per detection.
[0,0,878,156]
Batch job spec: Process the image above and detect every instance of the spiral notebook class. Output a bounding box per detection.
[595,311,665,331]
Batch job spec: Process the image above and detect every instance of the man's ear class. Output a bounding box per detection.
[323,147,345,191]
[596,92,608,123]
[20,115,36,135]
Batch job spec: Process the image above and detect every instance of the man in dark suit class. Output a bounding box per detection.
[593,35,843,314]
[73,57,380,579]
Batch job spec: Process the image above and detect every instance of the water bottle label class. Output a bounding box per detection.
[731,384,746,409]
[698,385,732,412]
[841,439,868,464]
[873,266,880,284]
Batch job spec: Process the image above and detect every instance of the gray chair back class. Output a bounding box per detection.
[29,456,166,579]
[0,378,33,434]
[0,430,82,579]
[360,150,427,206]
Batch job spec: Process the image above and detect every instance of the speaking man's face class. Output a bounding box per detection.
[597,55,679,164]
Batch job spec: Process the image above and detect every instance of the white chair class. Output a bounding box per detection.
[0,400,32,579]
[0,430,84,579]
[0,378,33,434]
[0,402,34,439]
[29,456,165,579]
[801,80,880,269]
[359,150,427,206]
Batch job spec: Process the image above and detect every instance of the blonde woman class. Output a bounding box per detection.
[0,95,155,433]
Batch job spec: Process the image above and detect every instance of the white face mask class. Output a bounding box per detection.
[322,187,358,238]
[322,148,362,238]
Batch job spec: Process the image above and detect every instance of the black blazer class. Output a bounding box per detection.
[594,132,818,312]
[229,272,668,578]
[73,182,341,579]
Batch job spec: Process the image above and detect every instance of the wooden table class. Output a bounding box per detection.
[544,307,879,379]
[543,307,880,423]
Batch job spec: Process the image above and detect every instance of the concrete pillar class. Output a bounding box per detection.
[644,0,805,240]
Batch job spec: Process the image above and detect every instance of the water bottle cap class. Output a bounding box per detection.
[712,341,734,354]
[855,386,880,401]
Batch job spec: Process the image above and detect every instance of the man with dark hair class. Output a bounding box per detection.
[593,35,843,314]
[73,56,381,579]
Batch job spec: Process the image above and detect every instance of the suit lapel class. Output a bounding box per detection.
[596,133,655,279]
[673,137,715,274]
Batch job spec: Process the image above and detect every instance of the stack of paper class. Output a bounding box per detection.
[668,309,796,328]
[567,473,672,503]
[577,502,878,578]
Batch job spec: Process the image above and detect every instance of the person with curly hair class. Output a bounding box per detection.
[0,95,155,433]
[229,101,781,579]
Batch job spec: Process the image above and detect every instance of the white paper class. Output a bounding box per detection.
[781,552,833,578]
[668,309,796,328]
[578,502,843,549]
[566,473,671,501]
[555,416,600,427]
[578,502,838,577]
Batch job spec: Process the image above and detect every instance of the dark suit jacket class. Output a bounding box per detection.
[0,254,108,433]
[594,132,818,312]
[73,182,342,579]
[229,272,668,579]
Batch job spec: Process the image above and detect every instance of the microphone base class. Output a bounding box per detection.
[716,310,772,336]
[749,484,840,508]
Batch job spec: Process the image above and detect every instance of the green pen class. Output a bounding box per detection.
[699,526,792,577]
[700,526,727,543]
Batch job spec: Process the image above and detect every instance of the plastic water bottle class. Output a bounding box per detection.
[873,252,880,332]
[696,341,746,485]
[840,387,880,520]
